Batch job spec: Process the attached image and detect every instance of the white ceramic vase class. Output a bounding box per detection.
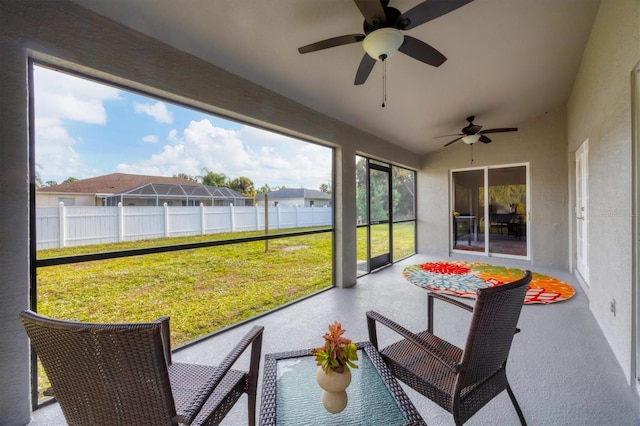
[316,366,351,413]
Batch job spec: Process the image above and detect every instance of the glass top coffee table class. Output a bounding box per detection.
[259,342,425,425]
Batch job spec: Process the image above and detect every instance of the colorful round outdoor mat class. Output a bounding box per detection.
[403,261,575,304]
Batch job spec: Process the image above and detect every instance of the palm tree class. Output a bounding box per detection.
[229,176,255,196]
[200,168,228,187]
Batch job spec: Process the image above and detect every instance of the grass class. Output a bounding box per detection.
[36,228,333,400]
[38,230,333,344]
[35,223,415,400]
[356,221,415,265]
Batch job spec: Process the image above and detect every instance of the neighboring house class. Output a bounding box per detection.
[254,188,331,207]
[37,173,252,207]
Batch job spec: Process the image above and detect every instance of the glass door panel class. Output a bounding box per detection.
[487,166,527,256]
[452,170,484,252]
[369,165,391,270]
[356,156,369,276]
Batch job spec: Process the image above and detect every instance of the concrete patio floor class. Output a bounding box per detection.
[29,254,640,425]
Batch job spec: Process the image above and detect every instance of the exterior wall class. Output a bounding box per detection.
[258,197,331,207]
[417,107,569,269]
[566,0,640,382]
[36,192,96,207]
[0,2,421,422]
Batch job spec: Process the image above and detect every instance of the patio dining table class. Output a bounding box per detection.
[259,341,425,425]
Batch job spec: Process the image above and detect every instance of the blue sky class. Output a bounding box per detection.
[33,65,332,190]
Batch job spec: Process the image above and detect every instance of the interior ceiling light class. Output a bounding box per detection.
[462,134,482,145]
[362,28,404,61]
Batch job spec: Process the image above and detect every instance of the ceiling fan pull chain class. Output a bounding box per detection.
[470,144,474,164]
[382,58,387,108]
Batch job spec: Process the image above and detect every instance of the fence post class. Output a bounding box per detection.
[200,203,206,235]
[163,202,169,237]
[230,203,235,232]
[58,202,65,248]
[118,202,124,242]
[276,205,281,230]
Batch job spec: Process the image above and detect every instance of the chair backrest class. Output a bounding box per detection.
[457,271,532,389]
[20,310,178,425]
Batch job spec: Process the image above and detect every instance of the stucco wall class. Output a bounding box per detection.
[36,193,96,207]
[566,0,640,381]
[417,107,569,268]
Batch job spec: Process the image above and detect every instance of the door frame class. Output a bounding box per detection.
[367,160,392,271]
[575,139,589,285]
[450,162,530,259]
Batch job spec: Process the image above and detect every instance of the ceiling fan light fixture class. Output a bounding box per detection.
[362,27,404,61]
[462,134,481,145]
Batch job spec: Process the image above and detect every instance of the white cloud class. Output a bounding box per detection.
[134,101,173,123]
[34,67,120,125]
[33,65,331,189]
[117,120,332,189]
[33,66,120,183]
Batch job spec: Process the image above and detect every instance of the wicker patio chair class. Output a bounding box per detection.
[366,270,532,426]
[20,310,264,426]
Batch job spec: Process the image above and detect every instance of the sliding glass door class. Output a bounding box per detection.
[452,169,484,252]
[452,164,528,258]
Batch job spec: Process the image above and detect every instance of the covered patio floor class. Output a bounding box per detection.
[30,254,640,425]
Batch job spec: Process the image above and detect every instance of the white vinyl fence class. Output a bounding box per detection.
[36,203,332,250]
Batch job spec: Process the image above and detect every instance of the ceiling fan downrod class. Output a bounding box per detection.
[381,57,387,107]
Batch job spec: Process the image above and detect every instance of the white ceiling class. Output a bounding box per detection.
[74,0,600,155]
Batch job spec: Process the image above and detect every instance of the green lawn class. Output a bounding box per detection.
[356,221,415,265]
[35,223,414,400]
[38,230,333,345]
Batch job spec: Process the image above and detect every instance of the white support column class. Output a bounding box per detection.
[335,146,358,288]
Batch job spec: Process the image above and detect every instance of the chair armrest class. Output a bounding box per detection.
[427,292,472,333]
[156,316,172,365]
[366,311,460,373]
[179,325,264,424]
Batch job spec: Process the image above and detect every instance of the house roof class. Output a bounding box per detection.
[38,173,249,200]
[255,188,331,201]
[38,173,196,195]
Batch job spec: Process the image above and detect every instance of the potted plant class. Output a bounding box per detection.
[312,321,358,413]
[312,321,358,374]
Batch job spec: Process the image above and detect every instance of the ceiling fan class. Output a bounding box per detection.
[297,0,474,86]
[439,116,518,147]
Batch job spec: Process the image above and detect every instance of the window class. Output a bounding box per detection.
[58,197,75,206]
[355,155,416,275]
[32,63,334,404]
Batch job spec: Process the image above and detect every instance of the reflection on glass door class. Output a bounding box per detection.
[488,166,527,256]
[452,170,484,252]
[452,165,528,258]
[369,162,391,270]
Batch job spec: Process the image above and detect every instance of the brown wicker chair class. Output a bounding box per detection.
[20,310,264,426]
[367,270,532,426]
